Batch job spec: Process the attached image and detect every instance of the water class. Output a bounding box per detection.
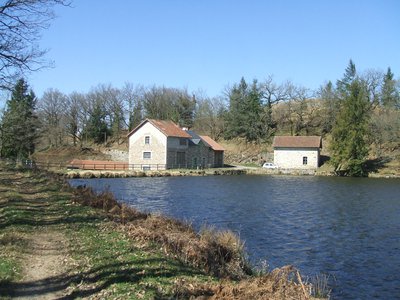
[69,175,400,299]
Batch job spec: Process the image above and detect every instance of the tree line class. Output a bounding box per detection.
[1,60,399,176]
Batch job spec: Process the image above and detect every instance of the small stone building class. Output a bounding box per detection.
[273,136,322,169]
[127,119,224,170]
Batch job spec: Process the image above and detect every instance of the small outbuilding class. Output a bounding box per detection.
[273,136,322,169]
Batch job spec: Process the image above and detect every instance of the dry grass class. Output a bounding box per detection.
[308,273,333,298]
[71,186,323,299]
[72,187,250,279]
[173,265,313,300]
[70,187,263,280]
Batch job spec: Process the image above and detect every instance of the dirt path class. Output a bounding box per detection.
[0,168,74,300]
[12,230,70,300]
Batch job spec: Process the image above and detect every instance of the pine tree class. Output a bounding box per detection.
[129,101,143,131]
[243,80,264,141]
[330,79,370,176]
[337,59,356,96]
[224,77,265,142]
[224,77,248,139]
[381,67,399,108]
[0,79,39,159]
[85,103,110,144]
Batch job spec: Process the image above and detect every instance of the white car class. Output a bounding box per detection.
[262,162,278,169]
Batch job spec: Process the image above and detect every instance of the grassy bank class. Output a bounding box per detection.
[0,162,323,299]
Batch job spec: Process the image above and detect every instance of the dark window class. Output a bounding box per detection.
[145,136,150,144]
[177,152,186,166]
[303,156,308,165]
[180,138,187,146]
[215,151,223,167]
[143,152,151,159]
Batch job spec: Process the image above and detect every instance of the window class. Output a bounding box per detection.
[142,165,151,171]
[303,156,308,165]
[145,136,150,144]
[193,157,198,167]
[180,138,187,146]
[143,152,151,159]
[176,152,186,166]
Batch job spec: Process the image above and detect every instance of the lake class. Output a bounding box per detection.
[69,175,400,299]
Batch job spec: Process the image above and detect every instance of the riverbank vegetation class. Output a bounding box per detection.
[0,162,325,299]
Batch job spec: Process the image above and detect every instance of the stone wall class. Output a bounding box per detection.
[186,143,214,168]
[128,122,167,169]
[274,148,320,169]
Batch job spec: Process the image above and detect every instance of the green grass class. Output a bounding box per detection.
[66,222,212,299]
[0,165,213,299]
[235,162,261,168]
[0,164,317,299]
[0,258,19,282]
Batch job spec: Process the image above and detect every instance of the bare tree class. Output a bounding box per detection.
[97,84,125,139]
[0,0,70,90]
[193,95,227,140]
[274,83,321,136]
[121,82,145,130]
[261,76,290,106]
[38,88,67,147]
[65,91,84,146]
[361,69,384,106]
[318,81,339,134]
[260,76,290,140]
[143,86,195,127]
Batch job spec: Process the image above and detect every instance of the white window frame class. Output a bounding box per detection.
[143,151,152,159]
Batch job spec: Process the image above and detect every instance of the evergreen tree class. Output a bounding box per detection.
[337,59,356,96]
[85,103,110,144]
[330,79,370,176]
[224,78,265,142]
[381,67,399,108]
[224,77,248,139]
[243,80,264,141]
[129,101,143,131]
[0,79,38,159]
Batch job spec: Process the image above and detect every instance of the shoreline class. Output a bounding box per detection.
[0,163,323,299]
[60,167,400,179]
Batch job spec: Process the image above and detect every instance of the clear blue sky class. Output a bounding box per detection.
[28,0,400,98]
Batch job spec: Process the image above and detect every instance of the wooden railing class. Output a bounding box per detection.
[3,159,214,171]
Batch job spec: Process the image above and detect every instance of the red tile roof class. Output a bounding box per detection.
[273,136,322,148]
[127,119,191,138]
[200,135,225,151]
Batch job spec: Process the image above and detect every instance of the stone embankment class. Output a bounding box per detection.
[62,168,247,179]
[61,166,400,179]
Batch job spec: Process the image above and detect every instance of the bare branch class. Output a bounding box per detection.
[0,0,70,90]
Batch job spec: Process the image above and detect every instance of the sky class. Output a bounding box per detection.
[24,0,400,99]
